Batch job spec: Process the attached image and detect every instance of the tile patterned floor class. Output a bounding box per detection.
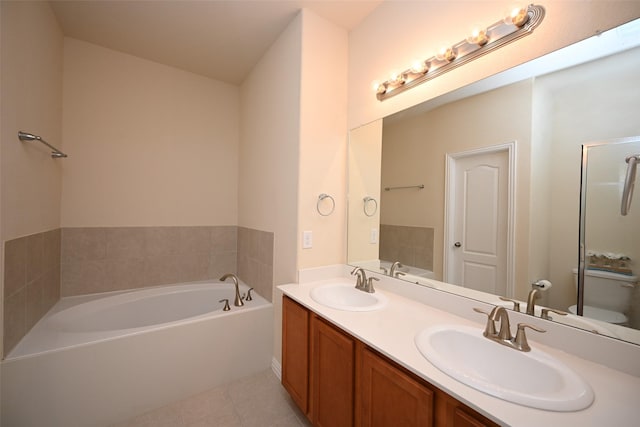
[110,370,312,427]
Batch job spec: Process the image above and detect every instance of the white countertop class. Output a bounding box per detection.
[278,270,640,427]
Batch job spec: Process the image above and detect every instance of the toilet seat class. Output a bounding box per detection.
[568,304,628,325]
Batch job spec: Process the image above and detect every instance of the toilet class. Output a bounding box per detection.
[570,268,637,325]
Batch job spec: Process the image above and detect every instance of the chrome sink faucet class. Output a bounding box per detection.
[220,273,244,307]
[474,306,546,352]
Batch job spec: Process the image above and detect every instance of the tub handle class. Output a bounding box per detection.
[245,288,254,301]
[219,299,231,311]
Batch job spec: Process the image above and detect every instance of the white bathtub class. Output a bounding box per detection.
[2,280,274,427]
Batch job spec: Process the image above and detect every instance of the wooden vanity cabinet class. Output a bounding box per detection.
[282,295,311,414]
[310,314,355,427]
[357,344,434,426]
[282,295,499,427]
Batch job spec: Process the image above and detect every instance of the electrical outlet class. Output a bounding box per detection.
[370,228,378,244]
[303,230,313,249]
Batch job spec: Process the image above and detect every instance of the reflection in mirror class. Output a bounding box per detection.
[347,19,640,345]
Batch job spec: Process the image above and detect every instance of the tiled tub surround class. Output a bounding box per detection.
[237,226,274,303]
[3,225,274,357]
[61,226,239,296]
[379,224,434,270]
[3,229,61,356]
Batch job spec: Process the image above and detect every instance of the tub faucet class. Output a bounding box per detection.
[389,261,403,277]
[220,273,244,307]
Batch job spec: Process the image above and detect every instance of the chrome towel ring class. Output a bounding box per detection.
[317,193,335,216]
[363,196,378,217]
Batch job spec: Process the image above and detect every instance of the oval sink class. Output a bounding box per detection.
[415,325,594,411]
[310,282,388,312]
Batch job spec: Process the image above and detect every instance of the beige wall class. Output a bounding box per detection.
[61,38,239,227]
[348,1,640,129]
[239,11,302,367]
[540,48,640,311]
[1,1,63,359]
[381,81,533,293]
[239,13,301,289]
[240,9,350,367]
[297,10,348,271]
[1,1,63,241]
[347,119,382,263]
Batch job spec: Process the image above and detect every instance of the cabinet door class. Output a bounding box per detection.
[357,345,434,427]
[436,393,499,427]
[311,315,355,427]
[282,296,310,415]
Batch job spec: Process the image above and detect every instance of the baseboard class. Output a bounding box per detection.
[271,357,282,380]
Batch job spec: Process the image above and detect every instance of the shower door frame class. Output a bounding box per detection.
[579,136,640,316]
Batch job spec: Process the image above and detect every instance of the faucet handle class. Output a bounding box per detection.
[540,308,567,320]
[219,299,231,311]
[498,296,521,312]
[514,323,546,352]
[473,307,497,337]
[364,277,379,293]
[245,288,254,301]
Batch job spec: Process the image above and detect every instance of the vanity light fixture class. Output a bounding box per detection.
[375,4,545,101]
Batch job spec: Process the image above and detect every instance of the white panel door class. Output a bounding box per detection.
[449,150,508,295]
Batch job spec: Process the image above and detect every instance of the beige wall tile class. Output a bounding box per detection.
[179,226,212,254]
[43,229,61,272]
[25,278,45,330]
[62,227,106,262]
[61,260,107,296]
[4,237,26,298]
[210,252,237,279]
[144,255,183,287]
[4,288,26,355]
[144,227,180,257]
[258,231,274,266]
[211,226,237,254]
[26,232,45,284]
[105,258,146,291]
[177,252,211,283]
[3,229,62,357]
[106,227,146,260]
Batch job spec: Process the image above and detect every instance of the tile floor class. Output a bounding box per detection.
[110,370,312,427]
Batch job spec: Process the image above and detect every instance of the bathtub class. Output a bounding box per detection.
[1,280,274,427]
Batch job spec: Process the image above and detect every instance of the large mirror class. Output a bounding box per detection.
[348,19,640,345]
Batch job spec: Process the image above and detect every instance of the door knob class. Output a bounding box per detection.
[454,242,462,248]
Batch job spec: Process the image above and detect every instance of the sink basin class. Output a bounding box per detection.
[415,325,594,411]
[310,281,388,311]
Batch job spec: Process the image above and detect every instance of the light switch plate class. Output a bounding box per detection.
[303,230,313,249]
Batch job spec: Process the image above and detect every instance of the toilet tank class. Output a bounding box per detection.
[572,268,637,312]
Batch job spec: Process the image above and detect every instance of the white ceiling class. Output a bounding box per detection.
[50,0,382,85]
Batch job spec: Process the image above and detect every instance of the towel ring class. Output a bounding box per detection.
[317,193,335,216]
[363,196,378,217]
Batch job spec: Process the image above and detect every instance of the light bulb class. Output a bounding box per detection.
[410,60,429,74]
[436,47,457,62]
[467,28,488,46]
[372,81,387,95]
[389,71,405,86]
[504,6,529,27]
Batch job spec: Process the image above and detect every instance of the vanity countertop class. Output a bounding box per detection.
[278,270,640,427]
